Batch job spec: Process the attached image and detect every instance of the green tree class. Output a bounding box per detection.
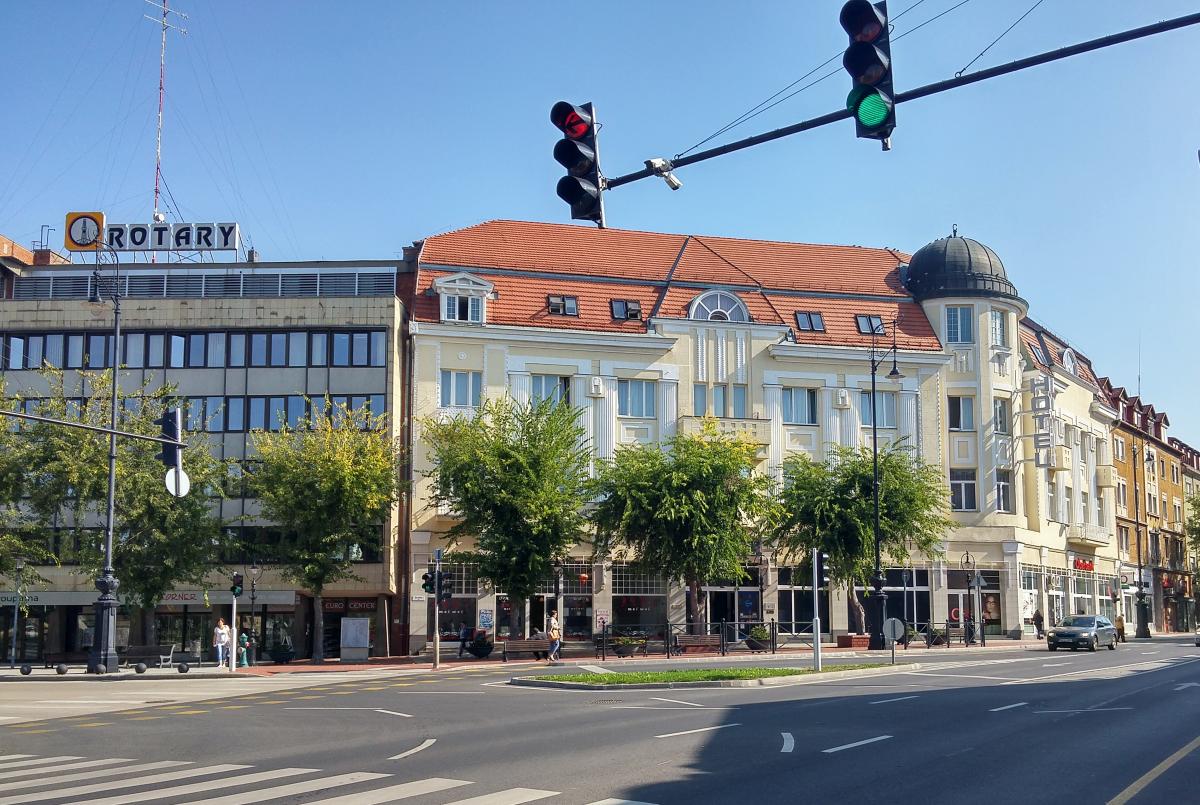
[422,397,591,638]
[774,443,953,633]
[250,401,403,662]
[0,380,54,580]
[1185,492,1200,592]
[13,370,230,640]
[592,422,774,633]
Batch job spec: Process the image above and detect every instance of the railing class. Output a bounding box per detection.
[775,620,819,650]
[594,621,788,660]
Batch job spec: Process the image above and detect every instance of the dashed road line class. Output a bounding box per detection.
[869,695,919,705]
[989,702,1028,712]
[654,724,740,739]
[822,735,892,754]
[648,697,705,708]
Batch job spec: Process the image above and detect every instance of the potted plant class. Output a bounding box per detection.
[612,636,640,657]
[465,632,494,660]
[744,625,772,652]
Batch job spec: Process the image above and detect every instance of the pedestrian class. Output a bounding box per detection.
[1032,609,1044,640]
[1115,612,1126,643]
[457,622,472,658]
[547,613,562,663]
[212,617,231,668]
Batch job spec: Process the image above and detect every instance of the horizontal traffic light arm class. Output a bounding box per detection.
[605,10,1200,189]
[0,409,188,448]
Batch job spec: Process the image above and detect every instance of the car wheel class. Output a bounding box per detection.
[1072,646,1078,651]
[1048,644,1057,652]
[1089,637,1098,652]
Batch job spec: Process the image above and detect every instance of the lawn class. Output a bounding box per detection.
[530,664,883,685]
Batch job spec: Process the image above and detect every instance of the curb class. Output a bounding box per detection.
[508,662,923,690]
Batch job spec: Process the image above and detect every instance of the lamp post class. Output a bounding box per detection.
[1133,441,1153,638]
[867,318,904,650]
[248,561,262,665]
[8,557,24,669]
[87,246,123,674]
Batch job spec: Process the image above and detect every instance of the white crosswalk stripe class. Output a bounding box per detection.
[0,754,660,805]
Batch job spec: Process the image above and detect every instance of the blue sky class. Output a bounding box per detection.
[2,1,1198,440]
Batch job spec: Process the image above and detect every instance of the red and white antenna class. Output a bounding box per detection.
[143,0,187,261]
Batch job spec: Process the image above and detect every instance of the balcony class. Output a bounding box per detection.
[1067,523,1111,547]
[678,416,771,446]
[1095,465,1117,488]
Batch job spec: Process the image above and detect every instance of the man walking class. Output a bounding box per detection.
[1032,609,1045,640]
[213,618,231,668]
[457,622,472,658]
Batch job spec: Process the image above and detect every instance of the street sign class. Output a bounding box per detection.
[165,467,190,497]
[883,618,905,641]
[434,548,444,563]
[479,609,494,629]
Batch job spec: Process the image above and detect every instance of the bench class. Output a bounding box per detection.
[122,644,178,668]
[673,634,723,655]
[501,639,551,662]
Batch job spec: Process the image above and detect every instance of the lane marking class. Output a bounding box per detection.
[907,672,1014,681]
[1140,651,1160,655]
[141,771,391,805]
[989,702,1028,712]
[1174,683,1200,691]
[649,697,705,708]
[1005,657,1200,685]
[1107,734,1200,805]
[303,777,469,804]
[0,761,189,794]
[0,756,81,771]
[441,788,558,805]
[822,735,892,754]
[654,723,741,739]
[0,758,127,782]
[1042,663,1070,667]
[389,738,437,760]
[0,763,247,803]
[375,709,414,718]
[282,706,412,718]
[65,768,320,805]
[588,800,659,805]
[1034,707,1133,713]
[781,732,795,753]
[869,695,919,705]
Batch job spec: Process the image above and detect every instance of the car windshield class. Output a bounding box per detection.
[1059,616,1095,627]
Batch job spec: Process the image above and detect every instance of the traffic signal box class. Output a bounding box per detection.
[840,1,896,142]
[550,101,605,226]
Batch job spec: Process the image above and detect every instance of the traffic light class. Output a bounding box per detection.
[421,572,435,595]
[231,572,243,597]
[155,407,183,472]
[550,101,605,226]
[840,1,896,143]
[818,553,832,586]
[437,571,452,603]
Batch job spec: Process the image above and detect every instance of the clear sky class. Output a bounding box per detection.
[2,1,1198,440]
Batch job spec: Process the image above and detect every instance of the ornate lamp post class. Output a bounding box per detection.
[1133,441,1153,638]
[248,561,262,665]
[867,318,903,650]
[8,557,24,669]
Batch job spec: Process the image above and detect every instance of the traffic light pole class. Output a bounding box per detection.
[230,589,238,673]
[433,554,441,670]
[605,11,1200,189]
[811,548,822,673]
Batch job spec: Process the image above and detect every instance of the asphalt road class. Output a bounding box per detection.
[1,638,1197,804]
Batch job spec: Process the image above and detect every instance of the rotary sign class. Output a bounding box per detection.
[1031,373,1057,468]
[64,212,240,252]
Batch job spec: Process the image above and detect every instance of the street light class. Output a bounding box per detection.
[248,561,262,665]
[87,245,124,674]
[1133,442,1153,639]
[867,317,904,650]
[8,557,24,669]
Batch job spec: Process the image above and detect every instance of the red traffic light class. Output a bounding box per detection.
[844,41,890,85]
[554,138,596,177]
[840,0,886,43]
[551,101,593,140]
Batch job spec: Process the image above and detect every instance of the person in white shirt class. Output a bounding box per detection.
[213,618,232,667]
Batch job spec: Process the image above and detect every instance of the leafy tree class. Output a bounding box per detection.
[1185,493,1200,592]
[0,379,54,580]
[12,370,230,640]
[591,422,774,633]
[250,401,403,661]
[422,397,590,638]
[773,443,953,633]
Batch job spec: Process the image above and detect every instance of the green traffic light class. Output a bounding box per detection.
[855,92,890,127]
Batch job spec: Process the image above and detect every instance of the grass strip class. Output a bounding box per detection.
[530,664,883,685]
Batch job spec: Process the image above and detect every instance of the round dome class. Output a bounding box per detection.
[904,235,1022,303]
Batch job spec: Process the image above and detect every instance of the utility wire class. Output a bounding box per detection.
[675,0,969,159]
[956,0,1047,76]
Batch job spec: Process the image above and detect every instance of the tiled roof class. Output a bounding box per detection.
[1020,318,1099,386]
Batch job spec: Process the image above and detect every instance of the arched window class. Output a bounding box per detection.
[1061,349,1077,375]
[689,291,748,322]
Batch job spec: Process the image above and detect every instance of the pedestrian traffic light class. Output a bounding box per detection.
[437,571,452,603]
[818,553,831,586]
[231,572,243,597]
[550,101,606,226]
[154,407,183,471]
[421,572,435,595]
[840,1,896,143]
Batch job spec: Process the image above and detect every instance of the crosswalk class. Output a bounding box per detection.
[0,754,657,804]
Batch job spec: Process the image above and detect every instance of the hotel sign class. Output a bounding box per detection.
[1031,373,1056,468]
[64,212,240,252]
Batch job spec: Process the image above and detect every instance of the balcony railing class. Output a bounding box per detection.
[1067,523,1111,547]
[678,416,771,446]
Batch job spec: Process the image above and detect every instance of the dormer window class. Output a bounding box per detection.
[433,273,493,325]
[547,295,578,316]
[690,291,748,322]
[611,299,642,320]
[795,311,825,332]
[855,315,884,335]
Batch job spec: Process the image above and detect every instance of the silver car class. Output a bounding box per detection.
[1047,615,1117,652]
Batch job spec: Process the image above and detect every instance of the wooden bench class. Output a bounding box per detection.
[673,634,722,655]
[501,639,551,662]
[122,644,178,668]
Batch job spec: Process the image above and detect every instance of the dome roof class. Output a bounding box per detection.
[904,235,1023,303]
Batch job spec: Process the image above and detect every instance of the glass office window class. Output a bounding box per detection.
[369,394,385,415]
[248,397,267,430]
[87,334,106,368]
[147,334,164,368]
[286,332,305,367]
[44,334,64,368]
[67,335,84,368]
[286,396,305,429]
[311,333,327,366]
[25,336,43,369]
[186,334,205,367]
[206,396,225,432]
[332,333,350,366]
[310,396,327,424]
[352,332,369,366]
[269,333,286,367]
[169,334,185,368]
[370,331,386,367]
[269,396,286,431]
[228,334,246,367]
[124,334,145,368]
[226,397,245,432]
[186,397,204,431]
[250,334,268,367]
[7,336,24,370]
[207,333,225,368]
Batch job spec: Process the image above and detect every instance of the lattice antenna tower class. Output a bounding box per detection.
[144,0,188,262]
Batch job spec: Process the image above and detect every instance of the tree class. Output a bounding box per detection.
[422,397,591,639]
[14,370,231,641]
[773,443,953,633]
[249,401,403,662]
[592,422,774,633]
[1185,492,1200,593]
[0,379,54,581]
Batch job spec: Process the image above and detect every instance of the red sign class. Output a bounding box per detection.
[1073,558,1095,571]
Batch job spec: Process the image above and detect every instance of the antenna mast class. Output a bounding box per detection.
[144,0,187,261]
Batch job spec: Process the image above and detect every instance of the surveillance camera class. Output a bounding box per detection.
[153,211,166,223]
[662,172,682,191]
[645,157,682,190]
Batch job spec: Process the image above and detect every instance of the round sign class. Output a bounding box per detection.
[883,617,905,641]
[165,467,191,498]
[69,214,101,247]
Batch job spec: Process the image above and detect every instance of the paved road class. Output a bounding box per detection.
[1,638,1197,804]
